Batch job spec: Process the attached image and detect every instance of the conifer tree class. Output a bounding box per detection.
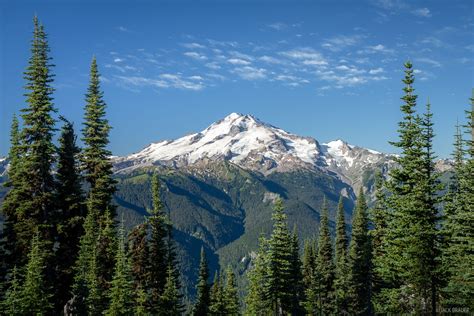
[148,173,169,309]
[105,223,134,316]
[348,188,372,315]
[193,247,211,316]
[128,222,149,291]
[442,92,474,309]
[381,61,440,313]
[267,198,293,314]
[209,272,225,315]
[2,266,21,315]
[159,265,182,316]
[18,234,52,314]
[81,57,116,217]
[334,196,350,315]
[71,202,101,315]
[54,117,85,309]
[223,267,240,316]
[302,237,319,316]
[289,227,304,315]
[245,236,270,316]
[369,170,389,308]
[7,16,57,272]
[302,239,315,291]
[135,285,148,316]
[315,198,335,314]
[0,115,23,281]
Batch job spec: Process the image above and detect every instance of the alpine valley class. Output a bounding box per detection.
[0,113,453,297]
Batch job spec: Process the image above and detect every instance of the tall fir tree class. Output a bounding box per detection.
[70,202,101,315]
[315,198,335,315]
[18,234,53,315]
[369,170,389,310]
[442,92,474,309]
[128,222,149,291]
[54,117,85,309]
[380,61,440,314]
[209,272,225,315]
[223,267,240,316]
[2,266,21,314]
[7,16,57,274]
[266,197,293,315]
[0,115,23,282]
[348,188,372,315]
[159,265,183,316]
[244,236,270,316]
[148,173,169,310]
[105,222,134,316]
[334,196,350,315]
[289,227,304,315]
[193,247,211,316]
[302,237,319,316]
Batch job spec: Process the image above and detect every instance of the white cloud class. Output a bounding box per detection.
[359,44,395,54]
[281,48,328,66]
[421,37,446,48]
[232,66,267,80]
[117,26,130,32]
[184,52,208,60]
[259,55,286,64]
[322,35,364,52]
[116,74,205,91]
[229,51,254,61]
[369,67,384,74]
[228,58,251,65]
[412,7,431,17]
[114,58,124,63]
[275,74,309,86]
[267,22,287,31]
[415,57,442,68]
[205,62,221,70]
[182,42,206,49]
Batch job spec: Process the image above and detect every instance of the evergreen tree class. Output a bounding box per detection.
[288,227,304,315]
[380,61,440,313]
[266,198,293,314]
[148,173,169,310]
[159,265,182,316]
[209,272,225,315]
[347,188,372,315]
[2,266,21,315]
[302,239,315,291]
[105,222,134,316]
[193,247,211,316]
[369,170,389,310]
[315,198,335,315]
[334,196,350,315]
[223,267,240,316]
[135,285,148,316]
[81,57,116,217]
[71,203,101,315]
[302,237,319,316]
[0,115,23,282]
[442,92,474,309]
[54,116,85,309]
[128,222,149,291]
[18,234,52,315]
[244,236,270,316]
[6,16,57,274]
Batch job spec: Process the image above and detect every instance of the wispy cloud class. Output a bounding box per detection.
[412,7,431,18]
[117,26,130,32]
[228,58,251,65]
[267,22,287,31]
[184,51,208,60]
[322,35,365,52]
[280,48,328,66]
[415,57,442,68]
[232,66,267,80]
[116,74,205,91]
[358,44,395,54]
[369,67,384,74]
[181,42,206,49]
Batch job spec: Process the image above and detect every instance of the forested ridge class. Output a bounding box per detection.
[0,17,472,315]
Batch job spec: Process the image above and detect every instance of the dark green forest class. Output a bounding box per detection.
[0,17,473,315]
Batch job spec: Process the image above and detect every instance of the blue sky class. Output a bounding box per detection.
[1,0,473,158]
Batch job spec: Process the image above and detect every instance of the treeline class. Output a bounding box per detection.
[0,16,473,316]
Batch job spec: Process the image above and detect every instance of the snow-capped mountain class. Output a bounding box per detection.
[113,113,393,189]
